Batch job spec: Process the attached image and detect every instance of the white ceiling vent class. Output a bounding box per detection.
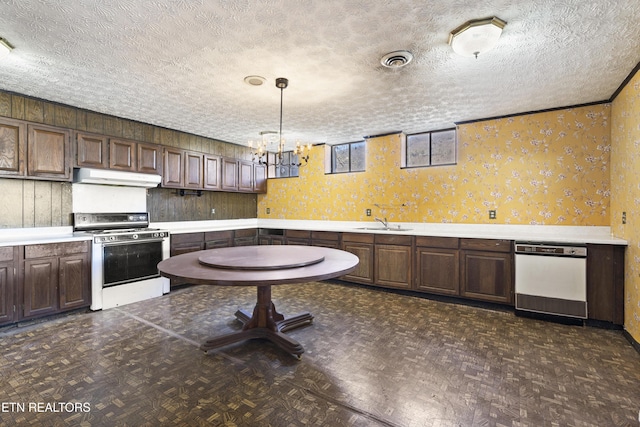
[380,50,414,68]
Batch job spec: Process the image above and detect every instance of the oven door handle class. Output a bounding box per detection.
[100,238,167,246]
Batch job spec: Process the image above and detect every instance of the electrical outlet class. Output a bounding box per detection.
[210,208,215,214]
[489,210,496,220]
[622,211,626,224]
[366,208,371,216]
[266,208,271,214]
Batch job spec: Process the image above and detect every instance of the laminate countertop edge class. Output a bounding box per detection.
[160,219,628,246]
[0,226,92,247]
[0,220,627,246]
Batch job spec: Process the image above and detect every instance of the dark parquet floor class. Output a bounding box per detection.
[0,281,639,426]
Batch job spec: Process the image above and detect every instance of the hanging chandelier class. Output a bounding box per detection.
[249,77,311,167]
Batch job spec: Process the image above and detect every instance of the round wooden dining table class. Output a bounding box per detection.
[157,245,359,358]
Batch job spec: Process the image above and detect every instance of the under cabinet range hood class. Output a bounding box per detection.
[74,168,161,188]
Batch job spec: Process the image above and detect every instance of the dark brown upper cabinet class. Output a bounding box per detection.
[109,138,136,171]
[0,117,26,177]
[27,124,72,181]
[75,131,109,169]
[254,163,267,193]
[238,160,254,192]
[137,142,162,175]
[204,154,221,190]
[0,120,71,181]
[221,157,239,191]
[184,151,204,189]
[162,147,184,188]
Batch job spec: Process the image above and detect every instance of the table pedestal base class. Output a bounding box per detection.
[200,285,313,358]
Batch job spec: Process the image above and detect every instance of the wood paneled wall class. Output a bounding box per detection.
[0,179,73,228]
[0,90,257,228]
[147,189,256,222]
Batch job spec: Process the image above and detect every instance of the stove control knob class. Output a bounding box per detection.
[110,236,116,241]
[132,234,139,240]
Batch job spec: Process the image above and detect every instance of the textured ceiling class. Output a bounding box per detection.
[0,1,639,149]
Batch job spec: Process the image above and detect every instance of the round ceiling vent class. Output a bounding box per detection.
[244,75,266,86]
[380,50,414,68]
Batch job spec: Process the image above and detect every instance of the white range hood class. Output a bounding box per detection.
[74,168,161,188]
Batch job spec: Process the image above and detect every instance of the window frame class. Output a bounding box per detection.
[329,140,366,174]
[403,128,457,168]
[267,151,300,179]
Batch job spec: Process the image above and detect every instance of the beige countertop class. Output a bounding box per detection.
[0,219,627,246]
[0,227,92,247]
[157,219,628,246]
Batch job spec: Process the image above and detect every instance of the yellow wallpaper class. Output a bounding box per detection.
[611,69,640,342]
[258,104,611,226]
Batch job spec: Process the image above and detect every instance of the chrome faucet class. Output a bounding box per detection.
[374,217,389,229]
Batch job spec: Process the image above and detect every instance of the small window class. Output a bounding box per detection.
[267,151,299,178]
[330,141,365,174]
[405,128,457,168]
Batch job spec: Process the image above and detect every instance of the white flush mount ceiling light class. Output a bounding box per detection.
[380,50,413,68]
[448,17,506,58]
[244,75,266,86]
[0,37,14,60]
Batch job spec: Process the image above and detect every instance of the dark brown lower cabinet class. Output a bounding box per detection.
[258,229,285,245]
[416,247,459,295]
[170,229,260,285]
[374,234,413,290]
[58,253,91,310]
[587,244,624,324]
[23,256,57,318]
[375,244,412,289]
[204,230,234,249]
[341,233,374,285]
[311,231,341,248]
[169,232,204,287]
[460,250,512,304]
[170,232,204,256]
[415,236,460,295]
[285,229,311,245]
[22,241,90,321]
[0,247,17,325]
[233,229,257,246]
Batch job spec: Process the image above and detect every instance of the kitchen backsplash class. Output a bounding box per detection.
[72,184,147,213]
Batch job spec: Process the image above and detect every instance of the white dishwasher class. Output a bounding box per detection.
[515,242,587,319]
